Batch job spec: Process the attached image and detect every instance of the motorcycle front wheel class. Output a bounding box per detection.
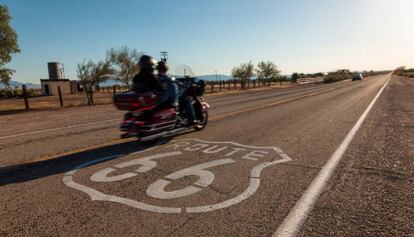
[194,110,208,131]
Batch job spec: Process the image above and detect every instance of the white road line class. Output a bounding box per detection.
[0,118,119,140]
[274,76,391,237]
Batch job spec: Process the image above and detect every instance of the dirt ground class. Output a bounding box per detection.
[0,91,117,115]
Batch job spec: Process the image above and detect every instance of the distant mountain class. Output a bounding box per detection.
[194,74,233,81]
[0,81,41,89]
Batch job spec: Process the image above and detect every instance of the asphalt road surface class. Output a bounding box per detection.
[1,74,413,236]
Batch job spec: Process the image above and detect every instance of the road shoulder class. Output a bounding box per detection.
[299,75,414,236]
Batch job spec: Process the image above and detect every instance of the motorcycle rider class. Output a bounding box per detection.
[156,61,197,125]
[132,55,166,97]
[179,78,198,125]
[156,61,177,106]
[127,55,166,136]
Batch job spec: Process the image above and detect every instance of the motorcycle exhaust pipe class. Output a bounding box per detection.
[139,127,188,142]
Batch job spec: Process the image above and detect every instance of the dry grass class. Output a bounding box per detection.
[0,92,116,113]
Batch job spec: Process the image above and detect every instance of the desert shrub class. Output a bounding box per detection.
[361,70,391,77]
[323,70,351,83]
[291,73,297,83]
[26,89,40,97]
[0,89,8,98]
[361,70,376,77]
[395,67,414,78]
[0,88,17,98]
[291,73,301,83]
[12,88,21,97]
[0,88,40,98]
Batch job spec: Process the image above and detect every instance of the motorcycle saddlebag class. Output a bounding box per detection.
[113,91,157,111]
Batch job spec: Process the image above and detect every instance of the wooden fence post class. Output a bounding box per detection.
[219,81,222,92]
[22,85,29,110]
[210,82,214,93]
[57,86,64,107]
[112,85,116,97]
[90,90,94,105]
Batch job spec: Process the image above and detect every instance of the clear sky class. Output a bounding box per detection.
[3,0,414,84]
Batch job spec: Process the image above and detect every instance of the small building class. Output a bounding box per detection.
[40,79,72,95]
[40,62,79,95]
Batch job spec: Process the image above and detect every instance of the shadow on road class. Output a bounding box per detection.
[0,138,173,186]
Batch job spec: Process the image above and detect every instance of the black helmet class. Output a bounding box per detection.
[156,61,169,72]
[138,55,157,72]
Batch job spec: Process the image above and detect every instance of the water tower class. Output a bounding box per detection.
[47,62,64,80]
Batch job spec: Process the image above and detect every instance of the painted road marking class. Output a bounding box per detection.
[146,158,235,199]
[63,147,182,214]
[0,118,119,140]
[90,151,182,183]
[63,138,291,213]
[274,76,391,237]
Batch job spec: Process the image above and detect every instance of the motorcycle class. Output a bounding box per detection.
[114,77,209,143]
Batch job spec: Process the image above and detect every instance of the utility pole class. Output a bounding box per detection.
[160,51,168,62]
[184,68,186,77]
[215,70,218,81]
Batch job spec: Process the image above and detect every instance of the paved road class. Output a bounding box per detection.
[0,81,337,167]
[1,74,412,236]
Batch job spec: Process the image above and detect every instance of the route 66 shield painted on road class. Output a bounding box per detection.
[63,139,291,213]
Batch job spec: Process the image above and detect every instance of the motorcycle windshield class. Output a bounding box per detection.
[172,64,196,78]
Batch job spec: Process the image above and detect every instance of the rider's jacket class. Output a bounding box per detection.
[132,71,166,93]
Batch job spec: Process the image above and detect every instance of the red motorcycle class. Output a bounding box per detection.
[114,77,209,143]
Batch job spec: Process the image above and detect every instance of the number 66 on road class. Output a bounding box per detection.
[64,139,291,213]
[90,151,235,199]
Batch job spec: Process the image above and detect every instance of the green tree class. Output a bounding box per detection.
[0,5,20,87]
[231,61,254,89]
[291,72,300,83]
[107,47,142,89]
[256,61,280,86]
[77,59,114,105]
